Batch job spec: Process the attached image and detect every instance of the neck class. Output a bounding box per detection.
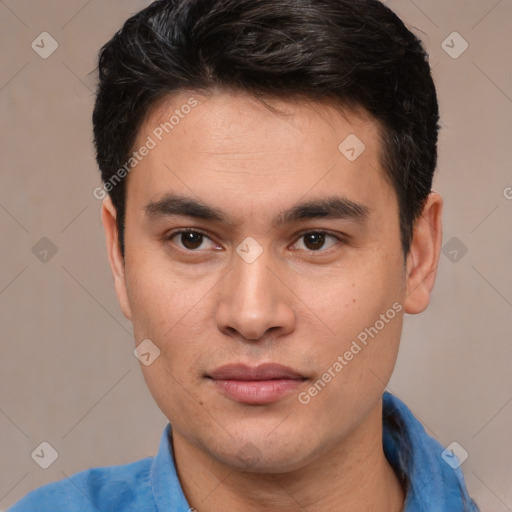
[172,399,405,512]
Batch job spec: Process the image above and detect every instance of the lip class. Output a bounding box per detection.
[208,363,305,381]
[207,363,307,405]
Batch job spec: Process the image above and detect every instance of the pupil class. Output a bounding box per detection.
[305,233,325,250]
[182,232,202,249]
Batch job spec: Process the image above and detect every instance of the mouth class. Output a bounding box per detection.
[206,363,308,405]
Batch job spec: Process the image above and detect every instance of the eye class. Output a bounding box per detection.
[164,229,344,254]
[166,229,218,251]
[291,231,342,252]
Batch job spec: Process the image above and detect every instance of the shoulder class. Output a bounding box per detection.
[382,391,480,512]
[7,456,156,512]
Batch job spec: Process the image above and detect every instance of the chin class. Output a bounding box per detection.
[222,452,308,474]
[204,432,317,474]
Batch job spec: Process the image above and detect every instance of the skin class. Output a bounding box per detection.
[101,89,442,512]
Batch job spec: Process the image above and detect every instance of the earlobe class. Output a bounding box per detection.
[403,192,443,315]
[101,197,132,321]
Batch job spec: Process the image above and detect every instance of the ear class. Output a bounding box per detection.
[101,196,132,321]
[403,191,443,314]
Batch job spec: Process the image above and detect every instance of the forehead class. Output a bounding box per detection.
[146,89,381,155]
[126,89,395,224]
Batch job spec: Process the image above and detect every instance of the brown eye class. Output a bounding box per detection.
[179,231,204,250]
[166,229,217,251]
[303,232,326,250]
[292,231,341,252]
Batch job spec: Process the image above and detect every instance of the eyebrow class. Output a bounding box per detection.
[144,192,370,227]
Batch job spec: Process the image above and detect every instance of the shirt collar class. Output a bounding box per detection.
[382,391,479,512]
[150,424,190,512]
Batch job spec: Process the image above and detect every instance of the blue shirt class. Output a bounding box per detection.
[8,392,480,511]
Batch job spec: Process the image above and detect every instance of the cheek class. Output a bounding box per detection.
[305,253,404,389]
[124,254,217,391]
[297,298,403,439]
[313,261,403,340]
[130,272,212,425]
[139,358,206,434]
[124,250,207,337]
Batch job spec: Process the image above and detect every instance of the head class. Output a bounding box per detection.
[93,0,442,473]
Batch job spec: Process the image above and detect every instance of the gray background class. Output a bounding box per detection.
[1,0,511,510]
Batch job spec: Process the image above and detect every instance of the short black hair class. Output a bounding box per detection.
[92,0,440,260]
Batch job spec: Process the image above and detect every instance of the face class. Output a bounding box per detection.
[102,89,439,473]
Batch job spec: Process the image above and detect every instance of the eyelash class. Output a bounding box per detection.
[163,228,346,254]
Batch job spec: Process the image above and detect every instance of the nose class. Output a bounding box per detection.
[216,246,296,342]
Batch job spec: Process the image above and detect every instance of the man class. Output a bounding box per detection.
[9,0,480,511]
